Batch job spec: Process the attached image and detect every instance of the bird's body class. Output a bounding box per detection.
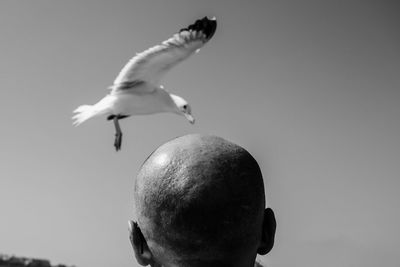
[75,84,175,124]
[110,87,173,116]
[73,17,217,150]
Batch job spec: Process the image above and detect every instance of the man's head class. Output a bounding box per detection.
[130,134,276,267]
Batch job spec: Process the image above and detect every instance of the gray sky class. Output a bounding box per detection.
[0,1,399,267]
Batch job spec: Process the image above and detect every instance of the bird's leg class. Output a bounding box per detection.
[113,117,123,151]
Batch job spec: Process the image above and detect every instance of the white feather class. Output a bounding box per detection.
[72,95,116,126]
[112,22,214,89]
[72,105,96,126]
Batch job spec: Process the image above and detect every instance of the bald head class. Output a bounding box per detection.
[133,134,269,265]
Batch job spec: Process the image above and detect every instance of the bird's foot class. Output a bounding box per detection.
[114,132,123,151]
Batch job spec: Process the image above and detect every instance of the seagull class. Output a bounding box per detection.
[73,17,217,151]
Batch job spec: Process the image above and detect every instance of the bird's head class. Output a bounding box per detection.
[170,94,195,124]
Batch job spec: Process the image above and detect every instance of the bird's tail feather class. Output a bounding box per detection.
[72,105,97,126]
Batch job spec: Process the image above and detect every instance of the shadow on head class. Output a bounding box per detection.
[130,134,276,267]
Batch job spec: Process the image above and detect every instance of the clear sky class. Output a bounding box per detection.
[0,1,399,267]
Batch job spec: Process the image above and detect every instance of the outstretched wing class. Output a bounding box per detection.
[111,17,217,91]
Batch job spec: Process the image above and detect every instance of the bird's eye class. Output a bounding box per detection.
[183,105,187,110]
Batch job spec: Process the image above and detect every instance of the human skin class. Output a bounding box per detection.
[129,134,276,267]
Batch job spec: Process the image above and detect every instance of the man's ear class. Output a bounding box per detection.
[128,220,156,266]
[257,208,276,255]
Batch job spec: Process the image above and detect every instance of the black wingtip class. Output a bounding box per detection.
[180,16,217,40]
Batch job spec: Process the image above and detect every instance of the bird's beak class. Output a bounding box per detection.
[184,113,195,124]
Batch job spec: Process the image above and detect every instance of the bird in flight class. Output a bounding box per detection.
[73,17,217,151]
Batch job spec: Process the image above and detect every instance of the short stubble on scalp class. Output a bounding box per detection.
[133,134,266,263]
